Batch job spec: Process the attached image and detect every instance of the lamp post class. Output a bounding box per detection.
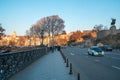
[40,30,44,46]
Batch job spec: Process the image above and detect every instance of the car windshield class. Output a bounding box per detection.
[105,46,112,48]
[91,47,102,51]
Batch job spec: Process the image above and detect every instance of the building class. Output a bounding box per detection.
[97,26,120,39]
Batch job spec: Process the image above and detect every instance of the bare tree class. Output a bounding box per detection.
[94,24,104,31]
[29,24,42,46]
[25,30,30,37]
[104,26,108,30]
[25,30,32,46]
[0,23,5,39]
[36,15,65,36]
[32,15,65,46]
[30,24,41,36]
[61,30,67,34]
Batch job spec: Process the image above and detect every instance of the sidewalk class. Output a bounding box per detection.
[9,51,75,80]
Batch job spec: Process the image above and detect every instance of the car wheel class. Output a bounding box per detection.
[88,52,90,55]
[92,53,94,56]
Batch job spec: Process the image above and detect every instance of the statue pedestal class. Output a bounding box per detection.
[110,25,116,35]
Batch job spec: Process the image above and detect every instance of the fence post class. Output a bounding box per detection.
[64,57,66,63]
[66,58,69,67]
[78,72,80,80]
[69,63,73,75]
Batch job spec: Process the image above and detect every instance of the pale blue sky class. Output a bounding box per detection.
[0,0,120,35]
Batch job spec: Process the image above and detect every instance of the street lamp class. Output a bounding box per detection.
[40,30,44,46]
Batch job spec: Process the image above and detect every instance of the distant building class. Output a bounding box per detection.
[97,26,120,39]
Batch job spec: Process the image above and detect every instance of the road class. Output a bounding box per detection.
[62,46,120,80]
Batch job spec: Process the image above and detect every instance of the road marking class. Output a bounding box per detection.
[70,53,75,55]
[94,59,100,62]
[112,66,120,70]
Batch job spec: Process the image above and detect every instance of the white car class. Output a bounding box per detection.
[88,46,104,56]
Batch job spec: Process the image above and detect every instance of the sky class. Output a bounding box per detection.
[0,0,120,36]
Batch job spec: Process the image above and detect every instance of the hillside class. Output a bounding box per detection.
[95,33,120,48]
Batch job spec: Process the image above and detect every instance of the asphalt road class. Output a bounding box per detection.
[62,46,120,80]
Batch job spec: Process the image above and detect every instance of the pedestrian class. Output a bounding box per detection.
[57,45,61,51]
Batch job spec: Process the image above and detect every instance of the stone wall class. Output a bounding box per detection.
[0,47,48,80]
[97,29,120,39]
[116,29,120,34]
[97,30,110,39]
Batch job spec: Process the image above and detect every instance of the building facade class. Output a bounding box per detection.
[97,26,120,39]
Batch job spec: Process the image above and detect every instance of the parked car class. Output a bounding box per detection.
[99,45,112,51]
[88,46,104,56]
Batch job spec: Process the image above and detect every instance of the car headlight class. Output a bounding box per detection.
[102,51,104,55]
[93,51,98,55]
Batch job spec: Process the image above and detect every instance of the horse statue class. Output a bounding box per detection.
[111,18,116,25]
